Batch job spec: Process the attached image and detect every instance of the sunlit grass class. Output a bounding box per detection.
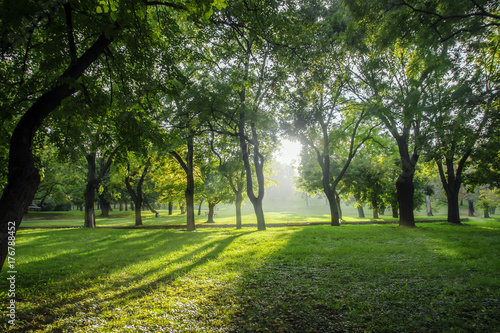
[1,220,500,332]
[21,199,474,228]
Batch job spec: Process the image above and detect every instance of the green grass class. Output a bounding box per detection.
[1,220,500,332]
[20,199,467,228]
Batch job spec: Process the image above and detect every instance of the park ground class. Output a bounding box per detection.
[1,200,499,332]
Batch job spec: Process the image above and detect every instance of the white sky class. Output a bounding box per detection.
[276,139,302,166]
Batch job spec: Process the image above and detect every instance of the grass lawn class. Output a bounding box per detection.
[1,219,499,332]
[20,198,466,228]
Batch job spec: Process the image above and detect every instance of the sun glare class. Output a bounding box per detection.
[276,139,302,166]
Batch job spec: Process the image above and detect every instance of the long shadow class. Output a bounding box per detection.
[216,224,500,332]
[0,228,252,332]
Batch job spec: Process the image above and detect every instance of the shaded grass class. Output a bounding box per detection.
[1,220,500,332]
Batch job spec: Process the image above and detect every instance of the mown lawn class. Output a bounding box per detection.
[20,199,466,228]
[1,219,500,332]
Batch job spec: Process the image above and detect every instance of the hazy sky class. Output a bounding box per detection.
[276,139,302,166]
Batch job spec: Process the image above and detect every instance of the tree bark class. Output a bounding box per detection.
[206,202,216,223]
[168,201,173,215]
[354,194,365,218]
[125,164,149,227]
[394,135,418,227]
[396,174,416,227]
[84,153,97,228]
[0,32,113,271]
[425,195,434,216]
[436,156,467,224]
[197,199,204,215]
[169,137,196,231]
[325,191,341,226]
[235,191,243,229]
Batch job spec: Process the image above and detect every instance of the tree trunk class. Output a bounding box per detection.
[354,194,365,218]
[484,207,490,218]
[394,134,417,227]
[392,206,399,218]
[305,193,309,207]
[0,32,113,271]
[99,194,111,217]
[396,174,416,227]
[371,196,379,219]
[125,164,149,227]
[197,199,204,215]
[170,138,196,231]
[84,153,97,228]
[357,205,365,218]
[180,204,185,214]
[206,202,216,223]
[168,201,173,215]
[325,191,341,226]
[185,138,196,231]
[469,199,475,216]
[436,157,465,224]
[425,195,433,216]
[235,192,243,229]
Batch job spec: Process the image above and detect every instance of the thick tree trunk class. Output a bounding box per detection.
[437,157,465,224]
[354,194,365,218]
[168,201,173,215]
[447,191,461,224]
[394,134,418,227]
[425,195,434,216]
[357,205,365,218]
[206,202,216,223]
[0,32,113,271]
[99,195,111,217]
[325,191,341,226]
[392,206,399,218]
[484,207,490,218]
[396,174,416,227]
[371,197,379,219]
[84,153,97,228]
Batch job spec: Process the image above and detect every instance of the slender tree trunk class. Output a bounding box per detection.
[125,164,149,227]
[84,153,97,228]
[235,192,243,229]
[180,204,185,215]
[185,138,196,231]
[197,199,204,216]
[170,138,196,231]
[119,201,123,211]
[305,194,309,207]
[206,202,216,223]
[425,195,434,216]
[484,206,490,218]
[392,206,399,219]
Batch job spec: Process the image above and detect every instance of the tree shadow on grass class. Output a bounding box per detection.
[216,224,500,332]
[0,228,253,332]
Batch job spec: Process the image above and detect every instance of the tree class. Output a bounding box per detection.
[0,1,221,270]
